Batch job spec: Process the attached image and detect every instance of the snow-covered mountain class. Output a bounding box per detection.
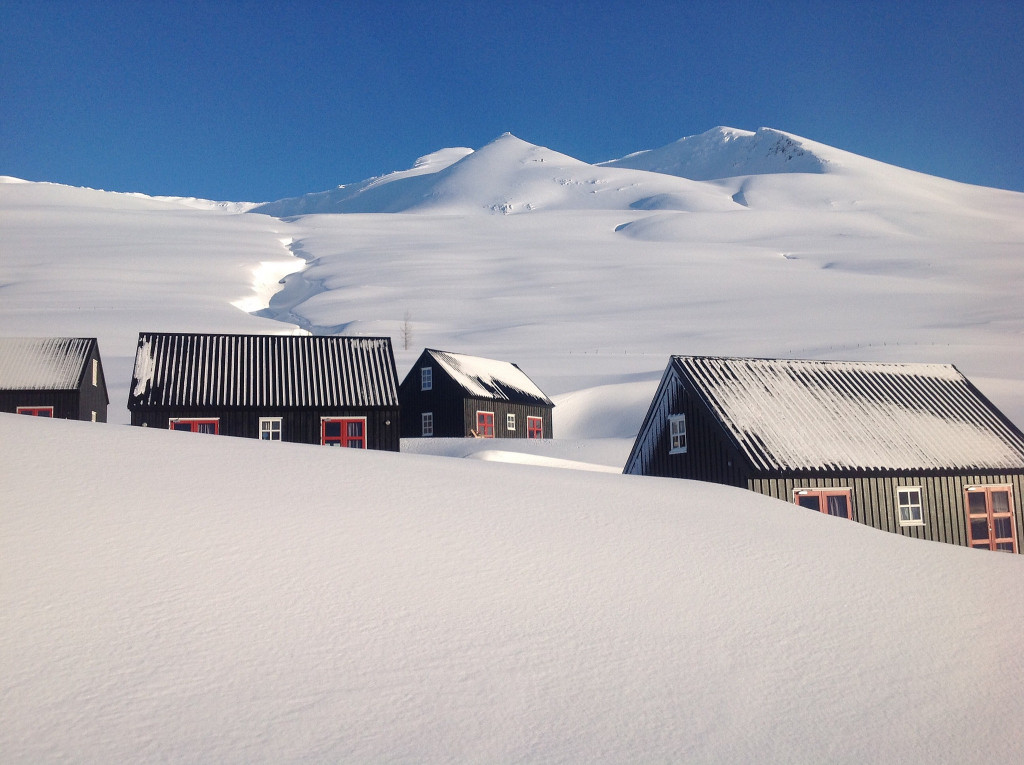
[3,127,1023,428]
[601,125,833,178]
[3,127,1024,762]
[251,132,738,217]
[253,126,842,218]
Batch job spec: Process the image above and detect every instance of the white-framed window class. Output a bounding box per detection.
[421,366,432,391]
[507,413,516,431]
[422,412,434,437]
[92,358,99,387]
[669,414,687,454]
[897,487,924,526]
[260,417,282,441]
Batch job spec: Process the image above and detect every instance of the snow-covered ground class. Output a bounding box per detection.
[2,127,1024,761]
[3,414,1023,763]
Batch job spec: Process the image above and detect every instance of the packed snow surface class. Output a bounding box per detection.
[2,125,1024,761]
[3,414,1023,763]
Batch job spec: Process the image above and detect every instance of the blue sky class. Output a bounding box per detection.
[2,0,1021,201]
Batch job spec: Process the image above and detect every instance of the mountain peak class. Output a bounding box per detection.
[602,126,832,180]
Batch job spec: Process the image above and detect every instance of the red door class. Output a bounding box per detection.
[965,486,1017,552]
[475,411,495,438]
[527,416,544,439]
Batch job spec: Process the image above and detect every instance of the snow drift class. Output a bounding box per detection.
[3,414,1023,762]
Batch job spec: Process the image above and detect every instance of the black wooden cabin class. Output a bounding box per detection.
[624,355,1024,553]
[0,337,108,422]
[128,332,400,450]
[399,349,553,439]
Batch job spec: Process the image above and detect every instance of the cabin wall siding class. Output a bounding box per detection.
[634,377,746,487]
[747,472,1024,549]
[399,350,553,439]
[76,345,109,421]
[399,355,467,437]
[0,389,79,419]
[628,356,1024,553]
[461,397,552,439]
[130,406,400,450]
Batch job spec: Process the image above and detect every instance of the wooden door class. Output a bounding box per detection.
[965,486,1017,552]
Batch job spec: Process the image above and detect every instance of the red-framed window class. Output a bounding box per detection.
[794,488,852,519]
[169,418,219,434]
[965,485,1017,553]
[17,406,54,417]
[527,416,544,439]
[475,411,495,438]
[321,417,366,448]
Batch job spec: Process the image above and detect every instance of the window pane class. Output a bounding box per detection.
[39,409,53,417]
[993,517,1013,539]
[827,495,849,518]
[197,422,217,434]
[995,542,1015,552]
[171,422,191,431]
[898,488,921,506]
[347,421,364,437]
[324,421,341,438]
[797,496,821,511]
[967,492,988,514]
[992,491,1010,514]
[971,519,990,542]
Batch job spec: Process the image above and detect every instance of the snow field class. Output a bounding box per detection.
[3,413,1023,762]
[2,126,1024,761]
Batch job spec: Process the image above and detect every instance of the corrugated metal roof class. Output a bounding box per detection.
[427,349,553,406]
[129,333,399,409]
[673,356,1024,473]
[0,337,95,390]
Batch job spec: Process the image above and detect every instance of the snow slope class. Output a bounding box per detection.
[3,414,1023,763]
[253,133,737,217]
[600,125,833,179]
[3,127,1024,762]
[2,128,1023,432]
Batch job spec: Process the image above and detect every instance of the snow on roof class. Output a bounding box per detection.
[427,349,553,406]
[129,333,399,409]
[0,337,95,390]
[675,356,1024,473]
